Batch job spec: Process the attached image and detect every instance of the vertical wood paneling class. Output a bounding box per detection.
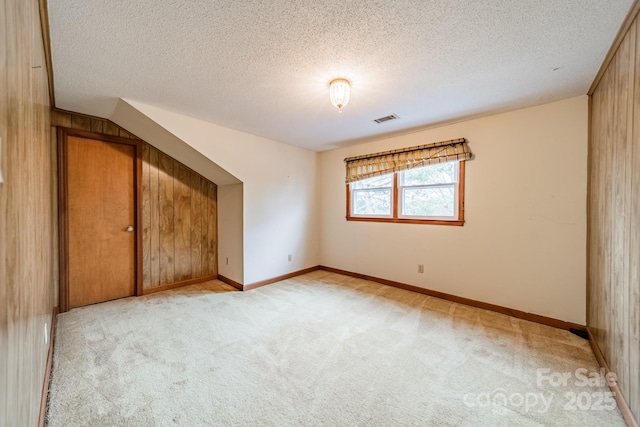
[119,128,134,139]
[630,18,640,420]
[51,110,71,127]
[70,114,90,131]
[103,120,121,137]
[141,147,217,288]
[201,176,210,276]
[90,117,103,133]
[0,0,55,425]
[149,147,161,286]
[158,152,175,285]
[149,148,218,288]
[174,163,192,281]
[141,143,151,288]
[0,10,8,415]
[611,32,631,401]
[208,182,218,275]
[589,12,640,424]
[623,26,636,406]
[190,171,202,277]
[591,69,606,352]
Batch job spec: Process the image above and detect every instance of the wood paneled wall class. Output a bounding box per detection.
[52,110,139,140]
[142,145,218,289]
[0,0,56,425]
[52,110,218,292]
[589,11,640,424]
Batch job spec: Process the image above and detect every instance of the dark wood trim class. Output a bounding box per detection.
[217,275,243,291]
[318,266,586,332]
[57,128,69,312]
[586,95,593,327]
[57,127,143,312]
[243,266,322,291]
[345,160,466,226]
[458,160,466,221]
[141,274,219,295]
[589,0,640,95]
[38,307,59,427]
[587,329,639,427]
[346,217,465,226]
[345,184,350,218]
[37,0,55,106]
[392,173,399,218]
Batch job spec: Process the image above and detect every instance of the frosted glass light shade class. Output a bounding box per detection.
[329,78,350,112]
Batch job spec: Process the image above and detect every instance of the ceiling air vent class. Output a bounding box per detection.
[374,114,400,124]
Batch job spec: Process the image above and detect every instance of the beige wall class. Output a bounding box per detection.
[0,0,56,425]
[319,96,588,324]
[218,183,244,283]
[589,12,640,422]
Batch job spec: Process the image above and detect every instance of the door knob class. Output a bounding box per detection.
[126,226,134,232]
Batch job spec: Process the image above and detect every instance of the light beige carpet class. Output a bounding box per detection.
[46,271,625,426]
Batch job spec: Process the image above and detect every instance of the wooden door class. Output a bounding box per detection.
[60,130,141,310]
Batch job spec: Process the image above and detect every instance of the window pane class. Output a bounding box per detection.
[401,162,456,186]
[353,189,392,215]
[350,173,393,189]
[402,186,455,217]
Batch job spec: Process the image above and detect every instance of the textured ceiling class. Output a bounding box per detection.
[48,0,633,151]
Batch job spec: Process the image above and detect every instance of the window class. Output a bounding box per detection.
[344,137,472,225]
[350,173,393,217]
[347,161,465,226]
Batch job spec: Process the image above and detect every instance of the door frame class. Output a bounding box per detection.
[57,127,143,312]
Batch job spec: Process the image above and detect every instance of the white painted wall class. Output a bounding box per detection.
[319,96,588,324]
[112,100,240,185]
[120,99,320,284]
[217,183,244,283]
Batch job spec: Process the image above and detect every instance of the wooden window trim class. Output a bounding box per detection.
[346,161,465,226]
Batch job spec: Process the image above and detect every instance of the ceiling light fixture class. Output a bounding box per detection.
[329,78,350,113]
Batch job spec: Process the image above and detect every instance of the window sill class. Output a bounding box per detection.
[346,216,464,226]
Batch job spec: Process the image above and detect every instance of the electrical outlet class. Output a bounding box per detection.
[418,264,424,274]
[44,323,49,345]
[288,254,292,262]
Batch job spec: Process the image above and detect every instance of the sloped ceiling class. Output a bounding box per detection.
[48,0,634,151]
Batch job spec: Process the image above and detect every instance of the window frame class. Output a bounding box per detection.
[348,175,394,219]
[346,160,465,226]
